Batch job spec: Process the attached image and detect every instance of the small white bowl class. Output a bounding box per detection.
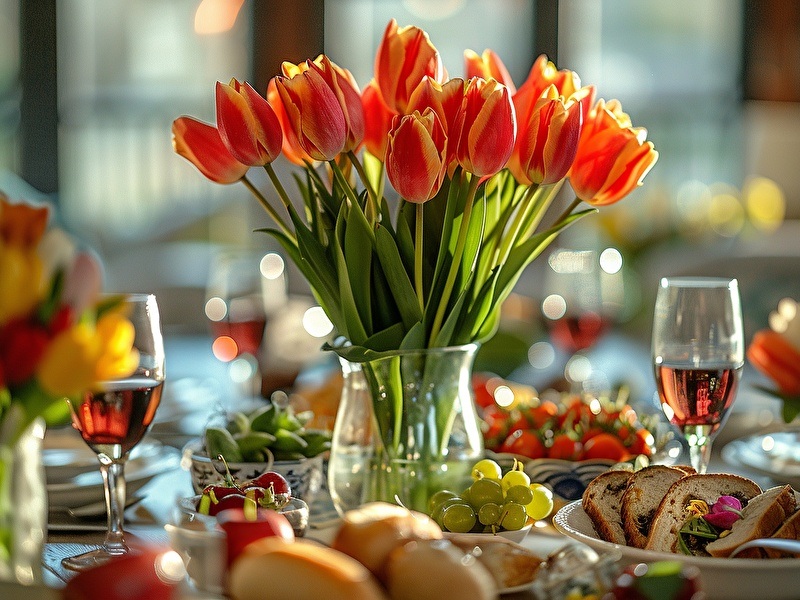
[444,523,532,545]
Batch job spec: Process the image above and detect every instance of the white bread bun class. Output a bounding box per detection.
[706,485,796,558]
[385,539,497,600]
[446,534,543,589]
[645,473,762,554]
[331,502,443,581]
[228,537,388,600]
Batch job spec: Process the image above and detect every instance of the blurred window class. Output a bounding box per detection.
[0,0,19,172]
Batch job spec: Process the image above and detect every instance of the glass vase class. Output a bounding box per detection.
[0,417,47,585]
[327,344,483,515]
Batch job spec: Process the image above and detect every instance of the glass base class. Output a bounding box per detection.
[61,545,131,572]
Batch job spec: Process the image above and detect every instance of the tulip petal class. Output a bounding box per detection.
[172,116,249,184]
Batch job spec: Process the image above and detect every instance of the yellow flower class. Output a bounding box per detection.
[37,311,139,397]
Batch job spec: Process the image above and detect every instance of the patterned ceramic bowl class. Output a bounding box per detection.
[181,438,324,505]
[524,458,617,502]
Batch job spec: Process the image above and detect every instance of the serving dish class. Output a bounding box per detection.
[443,523,532,545]
[553,500,800,600]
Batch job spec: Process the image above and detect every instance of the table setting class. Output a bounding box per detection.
[2,15,800,600]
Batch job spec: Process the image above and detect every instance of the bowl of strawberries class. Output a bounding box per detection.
[474,375,659,501]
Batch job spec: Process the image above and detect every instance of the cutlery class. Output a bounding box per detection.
[729,537,800,558]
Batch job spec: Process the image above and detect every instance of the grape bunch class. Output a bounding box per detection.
[428,458,554,534]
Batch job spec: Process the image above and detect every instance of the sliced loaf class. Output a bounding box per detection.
[765,509,800,558]
[581,469,632,545]
[620,465,689,548]
[644,473,762,554]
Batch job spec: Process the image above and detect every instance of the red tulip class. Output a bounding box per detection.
[172,116,249,184]
[304,55,365,153]
[216,78,282,167]
[361,79,396,160]
[272,66,347,162]
[515,55,581,108]
[748,329,800,395]
[0,316,49,385]
[266,78,312,165]
[569,98,658,206]
[407,77,465,138]
[509,85,592,185]
[374,19,446,114]
[452,77,515,178]
[385,109,447,203]
[464,49,516,95]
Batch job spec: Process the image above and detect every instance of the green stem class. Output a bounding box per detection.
[245,172,295,243]
[429,173,480,345]
[414,203,424,313]
[329,159,362,210]
[553,196,583,227]
[494,184,539,267]
[347,150,379,222]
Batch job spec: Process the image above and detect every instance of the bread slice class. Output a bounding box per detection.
[706,485,797,558]
[644,473,762,554]
[765,509,800,558]
[581,469,632,545]
[446,534,543,589]
[620,465,689,548]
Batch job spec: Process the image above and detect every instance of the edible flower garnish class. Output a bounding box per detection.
[703,495,743,530]
[677,496,744,555]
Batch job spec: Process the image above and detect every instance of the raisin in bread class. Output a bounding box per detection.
[581,469,632,545]
[644,473,762,554]
[706,485,797,558]
[620,465,689,549]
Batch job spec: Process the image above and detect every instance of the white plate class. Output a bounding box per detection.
[553,500,800,600]
[43,428,163,484]
[47,446,181,509]
[722,429,800,488]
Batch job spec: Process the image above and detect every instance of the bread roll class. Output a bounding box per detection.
[385,539,497,600]
[331,502,442,580]
[228,537,388,600]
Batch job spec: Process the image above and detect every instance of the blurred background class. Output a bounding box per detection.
[1,0,798,425]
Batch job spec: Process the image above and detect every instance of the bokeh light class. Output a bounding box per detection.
[212,335,238,361]
[302,306,334,338]
[260,252,285,280]
[204,296,227,322]
[744,176,785,232]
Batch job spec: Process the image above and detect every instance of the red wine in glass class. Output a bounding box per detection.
[547,311,610,353]
[209,316,266,358]
[655,364,742,435]
[71,376,164,457]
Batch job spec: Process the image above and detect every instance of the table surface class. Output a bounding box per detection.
[2,334,789,598]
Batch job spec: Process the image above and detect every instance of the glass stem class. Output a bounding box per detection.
[685,425,714,474]
[101,459,128,554]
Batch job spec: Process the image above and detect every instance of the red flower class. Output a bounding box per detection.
[0,317,50,386]
[464,49,516,95]
[385,109,447,203]
[172,117,249,184]
[361,80,396,160]
[748,329,800,395]
[216,78,283,167]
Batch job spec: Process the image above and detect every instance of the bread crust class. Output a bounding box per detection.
[581,470,631,545]
[644,473,762,554]
[620,465,688,548]
[766,509,800,558]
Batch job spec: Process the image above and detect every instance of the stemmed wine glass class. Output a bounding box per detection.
[651,277,744,474]
[62,293,166,571]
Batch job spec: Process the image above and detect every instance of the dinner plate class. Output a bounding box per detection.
[722,429,800,488]
[553,500,800,600]
[47,445,181,509]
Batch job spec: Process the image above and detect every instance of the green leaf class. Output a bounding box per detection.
[395,206,415,274]
[333,207,369,344]
[432,284,471,348]
[343,197,375,333]
[363,323,407,352]
[458,188,486,288]
[374,224,423,329]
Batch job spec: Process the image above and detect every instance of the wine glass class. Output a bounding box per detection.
[204,248,287,397]
[62,293,166,571]
[651,277,744,474]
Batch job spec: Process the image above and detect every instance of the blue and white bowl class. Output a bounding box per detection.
[524,458,617,501]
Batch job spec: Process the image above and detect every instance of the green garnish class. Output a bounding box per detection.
[677,516,719,555]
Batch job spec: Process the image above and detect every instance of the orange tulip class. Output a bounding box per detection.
[215,78,282,167]
[172,116,249,184]
[266,79,312,165]
[374,19,446,114]
[569,99,658,206]
[273,67,347,162]
[748,329,800,395]
[304,56,365,153]
[509,85,592,186]
[464,49,516,95]
[361,80,396,160]
[452,77,515,178]
[385,109,447,203]
[515,55,581,107]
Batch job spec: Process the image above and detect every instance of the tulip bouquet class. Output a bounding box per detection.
[172,20,658,508]
[747,299,800,422]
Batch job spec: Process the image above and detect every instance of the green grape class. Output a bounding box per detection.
[478,502,502,526]
[471,458,502,481]
[505,484,534,506]
[431,497,465,528]
[442,502,477,533]
[500,501,528,531]
[525,484,555,520]
[501,469,530,492]
[428,490,459,515]
[466,477,504,510]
